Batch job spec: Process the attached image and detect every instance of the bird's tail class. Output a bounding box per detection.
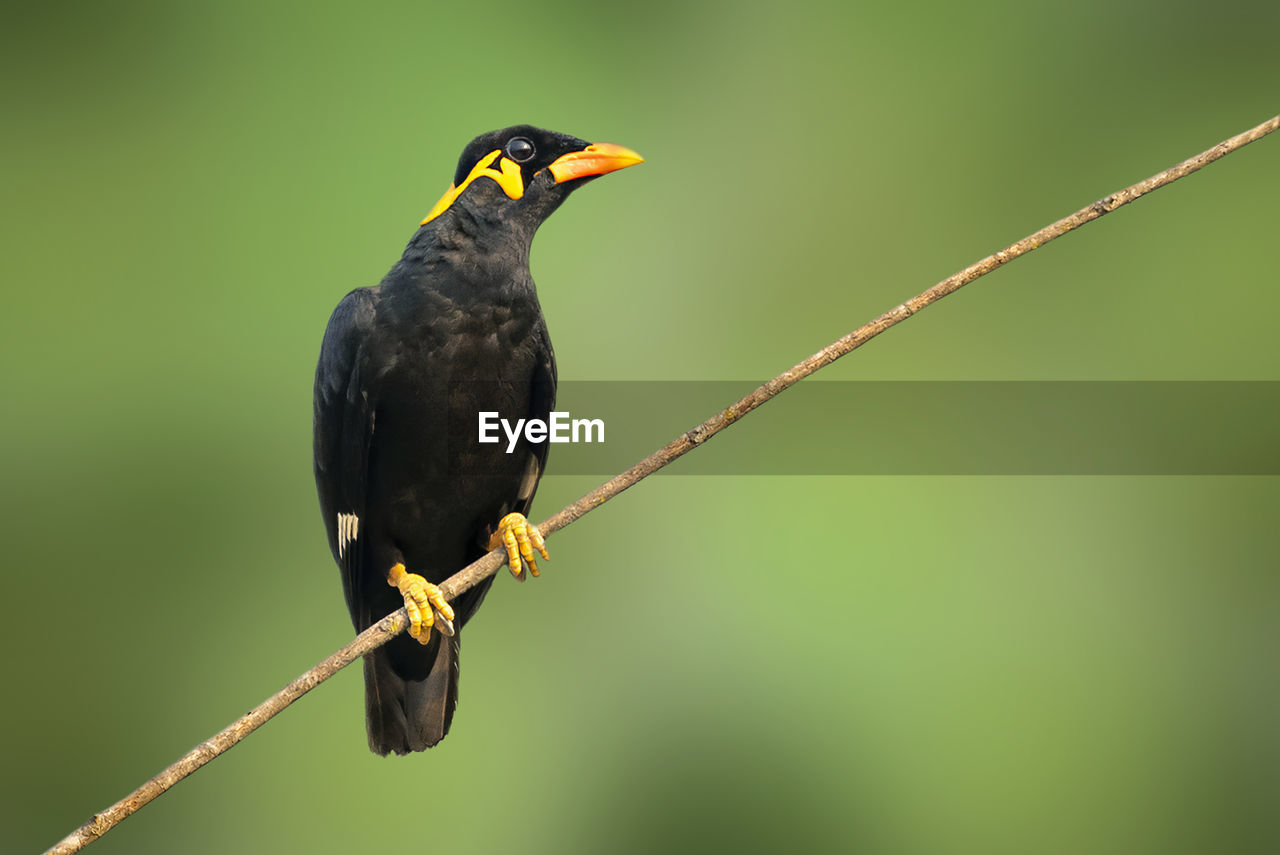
[363,632,459,755]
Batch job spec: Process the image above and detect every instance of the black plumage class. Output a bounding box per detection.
[313,126,640,754]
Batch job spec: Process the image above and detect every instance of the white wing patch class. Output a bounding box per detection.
[517,453,541,504]
[337,512,359,559]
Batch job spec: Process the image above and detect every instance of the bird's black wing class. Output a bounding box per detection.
[313,287,378,626]
[518,325,558,520]
[453,324,556,628]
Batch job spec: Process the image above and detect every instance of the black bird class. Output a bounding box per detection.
[313,126,641,755]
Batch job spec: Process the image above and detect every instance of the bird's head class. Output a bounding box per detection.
[420,125,643,231]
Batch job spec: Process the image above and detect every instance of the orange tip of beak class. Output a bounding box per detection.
[547,142,644,183]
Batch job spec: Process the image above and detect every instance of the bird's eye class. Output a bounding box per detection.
[506,137,535,163]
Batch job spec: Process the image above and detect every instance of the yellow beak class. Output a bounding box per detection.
[546,142,644,183]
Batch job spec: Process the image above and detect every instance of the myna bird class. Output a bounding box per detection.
[313,126,642,754]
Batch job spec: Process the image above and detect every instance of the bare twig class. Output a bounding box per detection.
[44,114,1279,855]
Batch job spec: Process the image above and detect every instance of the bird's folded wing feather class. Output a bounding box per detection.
[313,287,378,625]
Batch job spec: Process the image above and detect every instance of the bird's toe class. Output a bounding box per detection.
[387,562,454,643]
[488,512,549,579]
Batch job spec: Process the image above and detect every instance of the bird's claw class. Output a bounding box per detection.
[488,512,549,580]
[387,563,455,644]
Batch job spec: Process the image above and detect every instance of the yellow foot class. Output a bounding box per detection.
[488,512,549,580]
[387,563,455,644]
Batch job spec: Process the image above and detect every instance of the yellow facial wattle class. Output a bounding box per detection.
[421,150,526,225]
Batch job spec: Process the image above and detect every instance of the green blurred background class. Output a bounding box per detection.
[4,1,1278,853]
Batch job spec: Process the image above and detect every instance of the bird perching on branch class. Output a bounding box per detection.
[313,126,643,754]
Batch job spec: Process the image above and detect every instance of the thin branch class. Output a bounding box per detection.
[44,114,1279,855]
